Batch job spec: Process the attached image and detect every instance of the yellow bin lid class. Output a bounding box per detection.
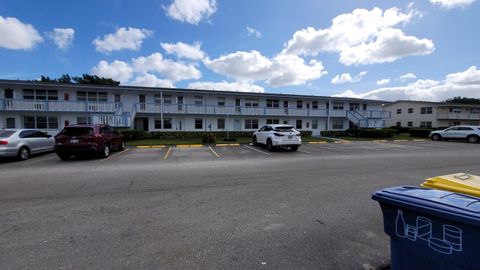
[421,173,480,197]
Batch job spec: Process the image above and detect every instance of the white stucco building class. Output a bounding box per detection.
[384,100,480,128]
[0,80,391,135]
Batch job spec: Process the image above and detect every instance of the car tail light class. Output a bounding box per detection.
[274,132,285,137]
[0,140,8,145]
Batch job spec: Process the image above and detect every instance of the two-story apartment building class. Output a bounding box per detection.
[0,80,391,135]
[384,100,480,128]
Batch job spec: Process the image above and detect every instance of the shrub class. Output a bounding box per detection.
[202,133,216,143]
[119,129,151,140]
[321,130,349,137]
[390,126,411,134]
[409,128,433,138]
[344,128,396,138]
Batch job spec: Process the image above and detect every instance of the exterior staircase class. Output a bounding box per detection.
[347,110,386,128]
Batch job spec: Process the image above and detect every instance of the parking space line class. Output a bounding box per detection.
[164,147,172,160]
[208,146,220,158]
[298,149,312,154]
[308,141,327,144]
[100,148,131,162]
[177,144,203,148]
[243,145,271,156]
[216,143,240,147]
[21,154,58,166]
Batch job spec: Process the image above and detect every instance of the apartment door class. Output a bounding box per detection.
[234,119,241,131]
[4,88,13,108]
[177,96,183,111]
[139,94,146,111]
[235,99,241,113]
[177,118,184,131]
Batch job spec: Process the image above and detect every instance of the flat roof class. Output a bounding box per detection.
[0,79,389,104]
[385,99,480,108]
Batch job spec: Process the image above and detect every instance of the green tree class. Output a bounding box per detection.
[445,97,480,105]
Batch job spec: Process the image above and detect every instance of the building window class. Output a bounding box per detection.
[154,119,162,129]
[471,108,480,113]
[266,119,280,124]
[296,100,303,109]
[408,108,413,113]
[195,96,203,106]
[396,109,402,114]
[296,119,302,129]
[333,102,344,110]
[283,120,288,125]
[312,119,318,129]
[154,94,162,104]
[24,116,58,129]
[407,122,413,127]
[306,122,310,128]
[420,121,432,128]
[163,95,172,105]
[421,107,433,114]
[195,118,203,129]
[396,122,401,127]
[266,99,279,108]
[6,117,15,128]
[76,91,107,102]
[164,118,172,129]
[77,116,92,125]
[332,119,344,129]
[245,119,258,129]
[245,98,259,108]
[23,89,58,100]
[453,121,461,126]
[217,118,225,129]
[217,97,225,107]
[312,101,318,109]
[362,104,367,110]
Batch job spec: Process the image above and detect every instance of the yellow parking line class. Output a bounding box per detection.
[136,145,165,149]
[334,141,343,144]
[394,139,408,142]
[208,146,220,158]
[413,139,426,142]
[308,141,327,144]
[150,145,165,148]
[137,145,151,149]
[163,147,172,160]
[373,140,388,143]
[215,143,240,147]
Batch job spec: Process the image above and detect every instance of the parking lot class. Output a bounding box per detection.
[1,141,479,269]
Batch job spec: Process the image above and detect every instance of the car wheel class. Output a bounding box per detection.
[17,147,30,161]
[101,145,110,158]
[431,134,441,141]
[119,140,126,151]
[252,136,258,146]
[266,139,274,152]
[290,146,299,152]
[467,135,479,143]
[57,153,71,160]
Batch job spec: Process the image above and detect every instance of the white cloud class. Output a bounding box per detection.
[46,28,74,50]
[130,73,174,88]
[165,0,217,25]
[331,71,367,84]
[0,16,43,50]
[188,81,265,93]
[334,66,480,101]
[93,27,153,53]
[161,41,205,60]
[430,0,476,8]
[132,52,201,82]
[282,7,434,65]
[91,60,134,83]
[246,26,261,38]
[204,50,327,87]
[376,78,391,85]
[400,73,417,80]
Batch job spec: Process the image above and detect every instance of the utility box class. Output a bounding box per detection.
[372,186,480,270]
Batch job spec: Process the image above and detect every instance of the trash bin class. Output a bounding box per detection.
[421,173,480,197]
[372,186,480,270]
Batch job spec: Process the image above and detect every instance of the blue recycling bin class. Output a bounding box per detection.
[372,186,480,270]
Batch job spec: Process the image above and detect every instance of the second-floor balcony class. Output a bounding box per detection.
[135,103,391,118]
[437,112,480,120]
[1,99,119,113]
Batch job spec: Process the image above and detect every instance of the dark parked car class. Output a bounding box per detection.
[54,124,125,159]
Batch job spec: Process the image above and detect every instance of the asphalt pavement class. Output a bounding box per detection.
[0,141,479,270]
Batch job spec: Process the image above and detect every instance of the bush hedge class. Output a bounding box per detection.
[321,128,396,138]
[119,129,313,141]
[409,128,433,138]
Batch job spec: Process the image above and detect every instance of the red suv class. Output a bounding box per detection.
[54,124,125,159]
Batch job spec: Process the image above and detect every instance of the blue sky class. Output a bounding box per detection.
[0,0,479,101]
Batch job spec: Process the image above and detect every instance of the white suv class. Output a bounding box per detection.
[252,124,302,151]
[430,125,480,143]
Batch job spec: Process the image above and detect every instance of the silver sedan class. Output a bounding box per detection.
[0,129,55,160]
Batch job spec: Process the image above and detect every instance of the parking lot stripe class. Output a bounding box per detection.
[177,144,203,148]
[413,139,426,142]
[298,149,312,154]
[21,154,58,166]
[308,141,327,144]
[243,145,271,156]
[208,146,220,158]
[393,139,409,142]
[373,140,388,143]
[164,147,172,160]
[99,148,131,162]
[215,143,240,147]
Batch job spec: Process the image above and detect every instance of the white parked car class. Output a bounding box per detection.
[429,125,480,143]
[252,124,302,151]
[0,129,55,160]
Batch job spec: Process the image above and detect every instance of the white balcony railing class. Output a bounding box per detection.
[437,113,480,120]
[2,99,117,113]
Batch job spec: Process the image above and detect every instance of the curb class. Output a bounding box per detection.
[136,145,165,149]
[215,143,241,147]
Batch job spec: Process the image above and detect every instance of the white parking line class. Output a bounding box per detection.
[243,145,271,156]
[21,154,58,165]
[298,149,312,154]
[208,146,220,158]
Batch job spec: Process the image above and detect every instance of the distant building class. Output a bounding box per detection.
[384,100,480,128]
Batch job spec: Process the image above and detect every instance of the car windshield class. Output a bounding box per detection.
[0,130,15,138]
[275,126,295,132]
[60,127,94,136]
